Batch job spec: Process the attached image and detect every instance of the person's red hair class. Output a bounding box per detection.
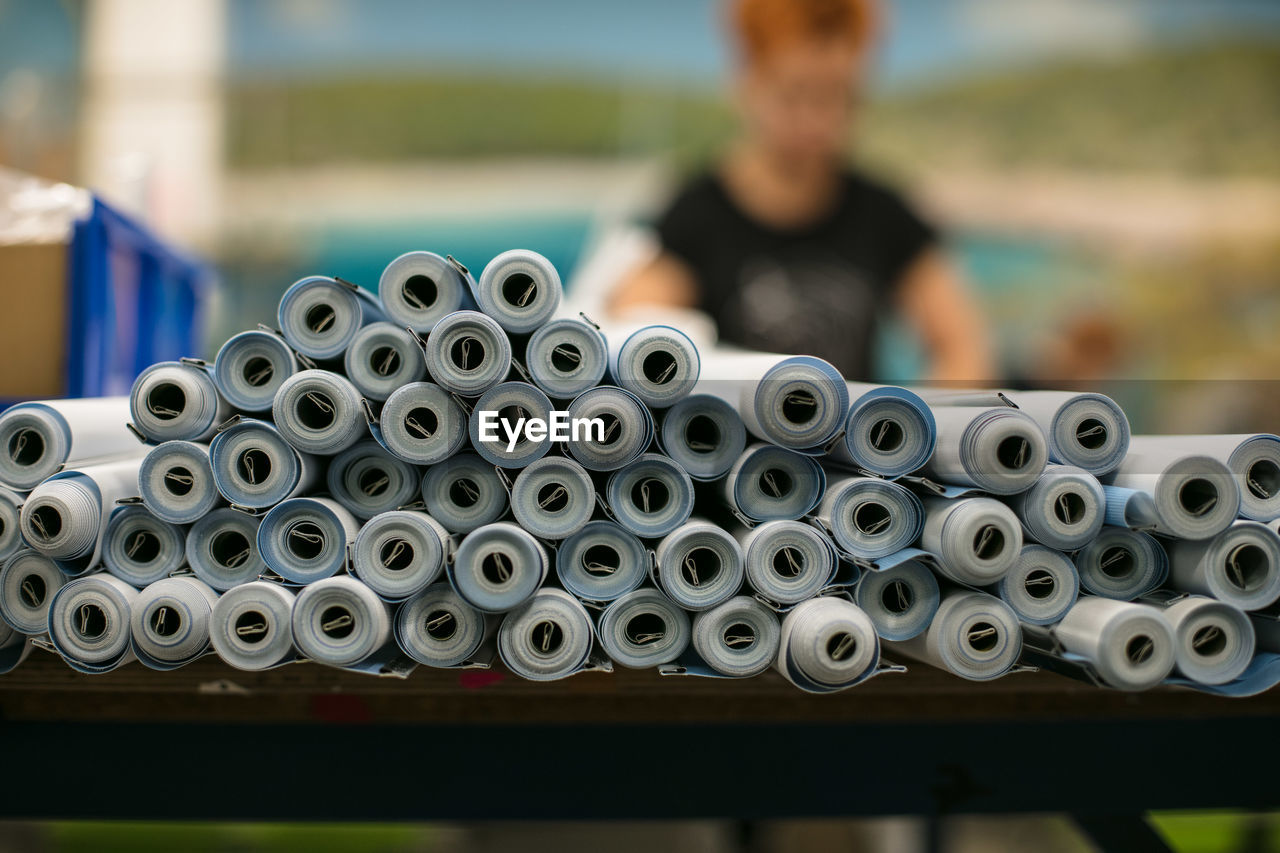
[729,0,878,65]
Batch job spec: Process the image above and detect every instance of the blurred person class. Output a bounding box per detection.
[608,0,993,382]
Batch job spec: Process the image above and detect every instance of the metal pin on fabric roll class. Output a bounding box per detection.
[47,573,140,673]
[1157,595,1255,686]
[257,497,362,585]
[450,521,549,613]
[186,508,267,591]
[698,351,847,452]
[608,325,700,409]
[376,382,468,465]
[378,251,477,333]
[497,588,594,681]
[920,497,1023,586]
[420,454,508,534]
[0,486,24,563]
[555,520,648,602]
[920,406,1048,495]
[1075,526,1168,601]
[835,384,937,479]
[853,558,941,642]
[815,475,923,560]
[736,520,836,605]
[325,441,420,521]
[510,456,596,540]
[130,362,231,444]
[343,322,428,403]
[468,382,554,469]
[564,386,654,472]
[395,582,491,668]
[888,590,1022,682]
[995,545,1079,626]
[291,575,392,669]
[658,394,747,482]
[605,453,695,539]
[475,249,562,334]
[351,510,449,602]
[209,580,296,671]
[597,587,690,669]
[272,369,366,456]
[212,330,299,413]
[0,397,137,489]
[1053,597,1176,691]
[101,505,187,587]
[776,597,882,693]
[138,441,223,524]
[1166,520,1280,611]
[208,418,316,510]
[276,274,386,361]
[524,317,608,399]
[691,595,781,678]
[722,443,825,523]
[422,310,512,397]
[654,519,744,611]
[1006,464,1106,551]
[1106,440,1240,540]
[130,576,220,670]
[0,550,66,635]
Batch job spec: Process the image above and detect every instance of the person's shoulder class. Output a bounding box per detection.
[665,168,728,212]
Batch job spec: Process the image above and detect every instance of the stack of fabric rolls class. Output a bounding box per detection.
[0,248,1278,695]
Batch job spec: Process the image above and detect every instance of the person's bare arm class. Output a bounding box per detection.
[606,251,700,316]
[896,248,996,383]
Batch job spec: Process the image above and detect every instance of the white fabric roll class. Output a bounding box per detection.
[130,362,230,444]
[919,406,1048,494]
[272,369,367,455]
[555,520,648,603]
[277,274,386,361]
[1158,595,1255,686]
[420,454,509,534]
[213,329,298,413]
[654,519,744,611]
[722,443,825,523]
[208,418,317,510]
[691,595,781,677]
[325,440,420,521]
[1053,597,1175,691]
[888,590,1022,681]
[378,250,477,333]
[475,249,563,334]
[853,558,941,641]
[607,324,700,409]
[497,588,595,681]
[776,597,881,693]
[138,440,223,524]
[343,322,428,402]
[130,576,220,670]
[450,521,549,613]
[920,497,1023,586]
[815,475,924,559]
[525,317,608,399]
[209,580,296,670]
[1075,526,1168,601]
[1166,520,1280,611]
[0,485,25,563]
[597,587,690,669]
[467,382,554,468]
[351,510,449,601]
[47,573,140,673]
[0,549,66,634]
[1106,438,1240,540]
[186,507,267,591]
[510,456,596,540]
[737,520,837,605]
[563,385,654,471]
[994,545,1079,626]
[658,394,747,482]
[291,575,392,668]
[257,497,362,585]
[395,582,492,668]
[375,382,468,465]
[0,396,137,489]
[422,310,512,397]
[101,505,187,587]
[605,453,695,539]
[1007,464,1106,552]
[835,383,937,479]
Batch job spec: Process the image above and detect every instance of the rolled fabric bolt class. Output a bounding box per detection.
[138,441,223,524]
[736,520,837,606]
[597,587,691,669]
[1006,464,1106,551]
[691,595,781,677]
[272,369,366,455]
[524,317,608,398]
[608,325,700,409]
[0,485,24,563]
[1075,527,1168,601]
[475,249,563,334]
[47,573,140,673]
[422,310,512,397]
[257,497,362,585]
[888,590,1022,682]
[420,454,508,534]
[919,406,1048,495]
[395,582,491,668]
[920,497,1023,586]
[468,381,554,468]
[0,396,137,489]
[276,274,386,361]
[130,576,219,670]
[1053,597,1176,691]
[186,508,267,591]
[376,382,468,465]
[351,510,449,601]
[208,418,316,510]
[343,322,428,402]
[853,558,941,642]
[325,440,420,521]
[208,580,296,670]
[212,330,298,413]
[834,384,937,479]
[101,505,187,587]
[291,575,392,668]
[563,385,654,472]
[1166,520,1280,611]
[722,443,825,522]
[776,597,882,693]
[658,394,747,482]
[815,475,924,560]
[19,456,147,575]
[654,519,745,611]
[605,453,695,539]
[556,520,648,602]
[510,456,595,540]
[497,588,594,681]
[1157,595,1255,686]
[129,362,230,444]
[0,550,66,634]
[450,521,549,613]
[1106,440,1240,540]
[378,251,476,333]
[995,545,1080,626]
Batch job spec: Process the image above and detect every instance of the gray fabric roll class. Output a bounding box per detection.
[697,351,846,452]
[376,381,468,465]
[475,249,563,334]
[101,505,187,588]
[0,396,137,489]
[450,521,549,613]
[422,310,512,396]
[1159,595,1255,686]
[920,497,1023,586]
[835,383,937,479]
[0,549,66,634]
[775,597,882,693]
[691,595,781,677]
[722,443,824,523]
[291,575,392,668]
[736,520,836,605]
[525,317,609,399]
[276,274,386,360]
[555,520,648,602]
[351,510,449,601]
[130,362,230,443]
[564,385,654,472]
[212,330,298,413]
[994,545,1079,626]
[395,582,491,668]
[1006,464,1106,551]
[343,321,428,402]
[608,325,700,409]
[510,456,596,540]
[920,406,1048,495]
[325,440,421,521]
[378,250,476,333]
[654,519,744,611]
[420,454,508,534]
[888,590,1022,682]
[130,576,220,670]
[1166,520,1280,611]
[208,418,317,510]
[815,475,924,559]
[272,369,366,455]
[186,507,267,591]
[497,588,594,681]
[468,381,554,468]
[658,394,747,482]
[0,485,25,563]
[138,440,223,524]
[597,587,690,668]
[1053,597,1175,691]
[208,580,296,670]
[853,558,941,642]
[605,453,696,539]
[47,573,140,673]
[257,497,362,585]
[1075,526,1168,601]
[1106,439,1240,540]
